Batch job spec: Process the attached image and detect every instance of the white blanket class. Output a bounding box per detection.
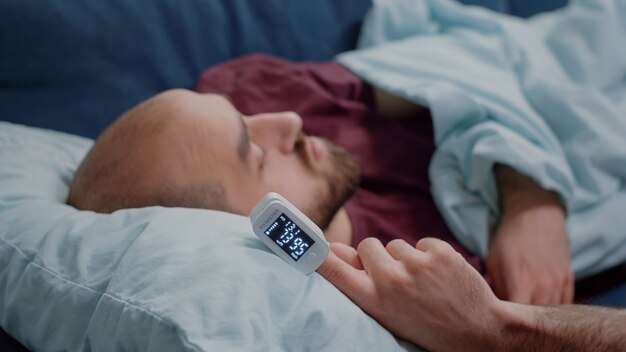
[337,0,626,278]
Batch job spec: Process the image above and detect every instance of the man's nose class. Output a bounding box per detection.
[247,112,303,153]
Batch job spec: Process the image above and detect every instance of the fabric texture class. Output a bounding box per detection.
[0,0,372,139]
[337,0,626,278]
[0,0,564,141]
[0,121,420,351]
[196,54,485,274]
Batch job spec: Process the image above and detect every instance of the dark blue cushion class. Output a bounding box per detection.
[462,0,567,17]
[590,281,626,308]
[510,0,568,18]
[0,0,568,139]
[0,0,372,138]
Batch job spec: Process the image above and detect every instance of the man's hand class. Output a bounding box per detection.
[489,165,574,305]
[317,238,501,352]
[318,238,626,352]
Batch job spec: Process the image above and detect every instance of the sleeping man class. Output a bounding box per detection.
[68,54,573,305]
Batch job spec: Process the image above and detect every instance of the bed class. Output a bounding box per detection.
[2,1,597,351]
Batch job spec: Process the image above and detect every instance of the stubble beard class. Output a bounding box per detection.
[308,137,360,230]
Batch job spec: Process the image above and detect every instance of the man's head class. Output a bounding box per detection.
[68,89,359,229]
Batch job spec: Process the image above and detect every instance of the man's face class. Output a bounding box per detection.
[163,90,359,228]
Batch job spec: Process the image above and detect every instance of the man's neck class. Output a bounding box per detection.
[323,207,353,245]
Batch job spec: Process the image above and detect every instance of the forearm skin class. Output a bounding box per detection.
[492,301,626,352]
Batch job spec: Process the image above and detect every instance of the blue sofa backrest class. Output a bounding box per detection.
[0,0,372,138]
[0,0,566,139]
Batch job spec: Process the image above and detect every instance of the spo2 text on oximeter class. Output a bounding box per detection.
[264,213,314,261]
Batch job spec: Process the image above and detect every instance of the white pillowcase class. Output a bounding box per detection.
[0,122,420,351]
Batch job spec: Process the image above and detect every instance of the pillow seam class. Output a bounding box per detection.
[1,236,204,352]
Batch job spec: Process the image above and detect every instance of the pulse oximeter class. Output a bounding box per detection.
[249,192,329,275]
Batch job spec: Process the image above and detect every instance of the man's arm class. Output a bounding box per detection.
[317,238,626,351]
[373,87,427,119]
[488,164,574,304]
[499,301,626,351]
[372,85,574,304]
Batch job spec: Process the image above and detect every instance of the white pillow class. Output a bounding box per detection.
[0,122,420,351]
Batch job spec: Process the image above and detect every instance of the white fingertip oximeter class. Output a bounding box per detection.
[249,192,329,275]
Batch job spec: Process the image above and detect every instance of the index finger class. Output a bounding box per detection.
[317,249,375,308]
[357,238,397,278]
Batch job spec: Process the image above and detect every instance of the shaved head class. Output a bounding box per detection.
[68,89,227,213]
[68,89,358,230]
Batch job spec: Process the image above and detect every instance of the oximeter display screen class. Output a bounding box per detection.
[265,213,314,261]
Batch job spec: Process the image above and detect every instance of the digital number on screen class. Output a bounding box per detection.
[265,214,314,261]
